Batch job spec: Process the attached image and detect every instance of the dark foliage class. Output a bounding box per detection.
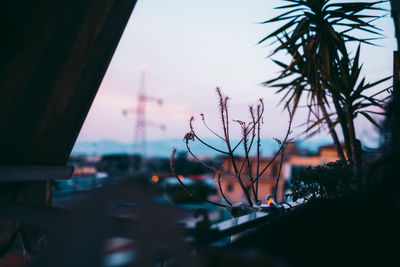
[287,160,355,201]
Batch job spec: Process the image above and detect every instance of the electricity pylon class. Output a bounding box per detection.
[122,71,165,159]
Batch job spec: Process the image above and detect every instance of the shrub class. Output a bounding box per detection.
[286,160,355,202]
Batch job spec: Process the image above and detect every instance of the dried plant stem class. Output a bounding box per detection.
[231,100,264,153]
[217,88,253,207]
[200,114,225,141]
[248,106,293,189]
[217,88,229,144]
[189,117,229,155]
[231,157,252,207]
[184,141,218,173]
[242,123,257,202]
[228,152,252,206]
[248,139,285,189]
[255,104,262,202]
[191,132,229,155]
[184,136,233,206]
[217,173,232,205]
[170,149,228,208]
[249,102,264,203]
[273,145,286,202]
[173,88,292,208]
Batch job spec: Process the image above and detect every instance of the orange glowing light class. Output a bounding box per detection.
[177,175,184,180]
[152,175,159,183]
[267,196,274,206]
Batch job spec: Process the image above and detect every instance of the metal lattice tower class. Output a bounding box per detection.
[123,71,164,158]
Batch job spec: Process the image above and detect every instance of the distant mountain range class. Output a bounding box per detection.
[71,138,332,158]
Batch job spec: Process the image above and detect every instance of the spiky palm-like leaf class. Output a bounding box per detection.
[262,0,385,109]
[328,45,392,129]
[261,0,387,167]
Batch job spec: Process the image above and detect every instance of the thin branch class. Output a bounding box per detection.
[247,106,257,154]
[183,134,219,173]
[224,96,231,142]
[189,117,229,155]
[242,122,257,201]
[247,107,259,201]
[231,138,244,153]
[200,113,225,141]
[217,88,253,207]
[247,146,280,191]
[234,121,249,175]
[170,149,228,208]
[231,100,265,153]
[273,145,286,202]
[217,173,232,206]
[255,102,263,202]
[217,87,229,144]
[238,156,247,176]
[230,138,253,206]
[192,132,229,155]
[256,110,292,179]
[249,106,294,188]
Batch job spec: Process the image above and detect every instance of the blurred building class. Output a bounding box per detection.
[283,144,345,179]
[216,144,345,203]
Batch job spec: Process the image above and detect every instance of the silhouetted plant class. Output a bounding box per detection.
[170,88,293,208]
[260,0,390,177]
[286,160,355,202]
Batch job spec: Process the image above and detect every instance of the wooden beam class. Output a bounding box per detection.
[0,0,137,165]
[0,166,74,182]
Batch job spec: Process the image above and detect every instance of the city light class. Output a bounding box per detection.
[152,175,159,183]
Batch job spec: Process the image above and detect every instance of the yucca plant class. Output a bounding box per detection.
[267,36,347,161]
[260,0,388,176]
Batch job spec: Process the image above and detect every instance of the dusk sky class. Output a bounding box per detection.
[75,0,395,149]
